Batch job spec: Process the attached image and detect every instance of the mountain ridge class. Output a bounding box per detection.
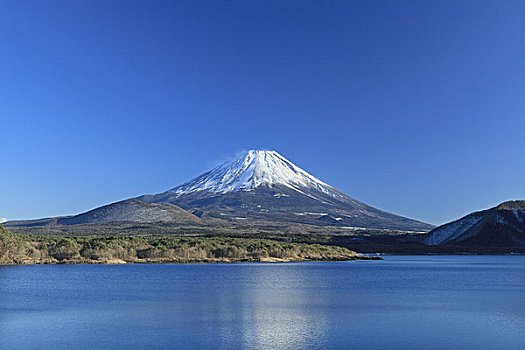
[6,199,201,227]
[423,200,525,247]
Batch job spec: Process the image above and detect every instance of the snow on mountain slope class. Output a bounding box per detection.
[169,150,345,200]
[514,209,524,223]
[423,215,483,245]
[423,201,525,247]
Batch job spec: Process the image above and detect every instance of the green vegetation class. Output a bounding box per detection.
[0,224,376,265]
[0,224,30,264]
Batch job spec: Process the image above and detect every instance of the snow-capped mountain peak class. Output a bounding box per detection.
[169,150,341,198]
[135,149,435,231]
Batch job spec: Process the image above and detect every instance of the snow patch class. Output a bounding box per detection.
[424,215,482,245]
[514,209,524,223]
[169,150,345,199]
[294,212,329,216]
[0,218,6,223]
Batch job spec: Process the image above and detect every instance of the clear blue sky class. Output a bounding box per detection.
[1,1,524,225]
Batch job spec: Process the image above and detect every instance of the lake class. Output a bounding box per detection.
[1,256,524,349]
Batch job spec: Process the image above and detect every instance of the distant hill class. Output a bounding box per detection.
[6,199,201,227]
[423,200,525,248]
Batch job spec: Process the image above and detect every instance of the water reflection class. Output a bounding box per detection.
[238,265,328,349]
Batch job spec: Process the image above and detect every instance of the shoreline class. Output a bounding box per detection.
[4,253,524,267]
[0,254,382,266]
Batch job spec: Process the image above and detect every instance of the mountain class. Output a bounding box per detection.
[423,200,525,247]
[6,199,201,227]
[139,150,433,231]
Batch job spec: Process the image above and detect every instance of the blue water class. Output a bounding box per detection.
[1,256,524,350]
